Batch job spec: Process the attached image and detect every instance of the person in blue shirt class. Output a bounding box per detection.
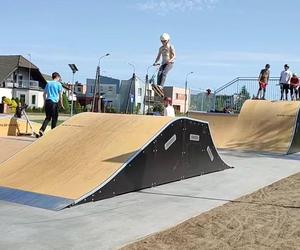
[38,72,64,137]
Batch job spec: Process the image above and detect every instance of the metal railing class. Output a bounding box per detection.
[3,80,40,89]
[189,77,281,113]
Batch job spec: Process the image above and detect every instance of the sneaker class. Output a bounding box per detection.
[37,130,44,138]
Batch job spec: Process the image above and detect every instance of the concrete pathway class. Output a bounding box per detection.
[0,151,299,250]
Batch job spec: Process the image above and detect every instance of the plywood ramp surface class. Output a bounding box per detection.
[0,137,35,164]
[188,112,238,147]
[224,100,300,152]
[0,113,173,200]
[189,100,300,153]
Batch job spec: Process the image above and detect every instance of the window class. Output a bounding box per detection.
[176,93,185,100]
[31,95,36,105]
[138,88,142,96]
[20,94,26,104]
[17,75,23,87]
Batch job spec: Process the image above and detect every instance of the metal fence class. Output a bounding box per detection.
[189,77,280,113]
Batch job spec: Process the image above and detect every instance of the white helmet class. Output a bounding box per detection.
[160,33,170,41]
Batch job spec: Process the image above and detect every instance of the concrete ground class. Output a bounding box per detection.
[0,151,299,250]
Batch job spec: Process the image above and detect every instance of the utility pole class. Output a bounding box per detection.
[68,64,78,116]
[92,53,110,112]
[184,72,194,115]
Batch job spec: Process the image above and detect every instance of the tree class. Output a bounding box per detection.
[235,85,251,112]
[153,103,164,114]
[74,102,82,114]
[61,93,70,113]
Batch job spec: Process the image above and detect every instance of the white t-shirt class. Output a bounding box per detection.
[164,105,175,117]
[280,70,292,84]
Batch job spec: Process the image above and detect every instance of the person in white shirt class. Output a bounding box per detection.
[279,64,292,100]
[163,97,175,117]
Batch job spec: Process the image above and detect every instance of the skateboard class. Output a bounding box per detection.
[151,84,164,98]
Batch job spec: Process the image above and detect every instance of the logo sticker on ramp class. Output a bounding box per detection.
[190,134,200,142]
[207,146,214,162]
[165,134,176,151]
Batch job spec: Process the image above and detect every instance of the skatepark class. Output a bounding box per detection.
[0,100,299,249]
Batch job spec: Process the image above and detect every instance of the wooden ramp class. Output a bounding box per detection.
[0,113,230,210]
[189,100,300,154]
[0,115,41,136]
[0,137,35,164]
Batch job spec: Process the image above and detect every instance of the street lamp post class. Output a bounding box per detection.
[143,65,152,115]
[126,63,136,114]
[68,64,79,116]
[184,71,194,115]
[92,53,110,112]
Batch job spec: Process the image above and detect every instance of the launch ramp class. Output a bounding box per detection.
[0,113,230,210]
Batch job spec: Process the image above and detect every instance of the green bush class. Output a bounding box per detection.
[106,106,117,113]
[153,103,164,114]
[74,102,83,114]
[61,93,70,114]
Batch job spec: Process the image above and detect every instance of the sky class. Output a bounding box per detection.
[1,0,300,91]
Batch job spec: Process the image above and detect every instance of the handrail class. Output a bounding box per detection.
[214,77,280,94]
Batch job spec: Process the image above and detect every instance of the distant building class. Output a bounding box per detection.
[164,86,190,113]
[0,55,47,108]
[83,76,120,110]
[119,75,145,114]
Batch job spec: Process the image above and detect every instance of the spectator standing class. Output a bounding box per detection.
[163,97,175,117]
[279,64,292,100]
[290,73,300,100]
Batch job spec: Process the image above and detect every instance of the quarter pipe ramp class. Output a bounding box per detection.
[189,100,300,154]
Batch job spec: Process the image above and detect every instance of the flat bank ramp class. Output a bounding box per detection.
[0,113,230,210]
[0,136,35,164]
[189,100,300,154]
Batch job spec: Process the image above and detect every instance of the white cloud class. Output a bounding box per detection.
[136,0,219,15]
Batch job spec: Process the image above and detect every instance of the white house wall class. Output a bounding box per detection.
[15,89,44,108]
[0,88,13,100]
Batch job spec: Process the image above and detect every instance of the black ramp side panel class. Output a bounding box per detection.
[184,119,230,176]
[77,118,231,205]
[288,109,300,154]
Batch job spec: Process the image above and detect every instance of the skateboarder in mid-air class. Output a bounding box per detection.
[152,33,176,96]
